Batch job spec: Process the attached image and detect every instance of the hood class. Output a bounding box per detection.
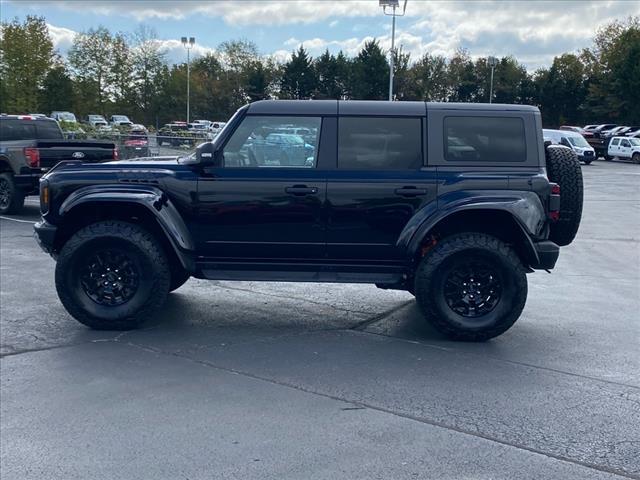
[105,156,180,166]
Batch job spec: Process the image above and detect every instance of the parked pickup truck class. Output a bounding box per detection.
[607,136,640,163]
[0,115,117,214]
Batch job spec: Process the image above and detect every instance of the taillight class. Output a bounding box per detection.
[24,147,40,168]
[113,146,119,160]
[549,182,560,222]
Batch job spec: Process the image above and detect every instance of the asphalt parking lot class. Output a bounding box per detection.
[1,160,639,479]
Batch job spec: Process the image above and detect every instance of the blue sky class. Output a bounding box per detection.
[2,1,639,70]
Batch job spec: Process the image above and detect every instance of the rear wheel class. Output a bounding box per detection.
[414,233,527,341]
[0,173,25,215]
[545,145,583,246]
[55,221,170,330]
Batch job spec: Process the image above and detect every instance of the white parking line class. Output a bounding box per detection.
[0,216,36,224]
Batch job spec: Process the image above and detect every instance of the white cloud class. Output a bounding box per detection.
[45,0,383,25]
[34,1,640,70]
[46,24,76,53]
[276,1,640,69]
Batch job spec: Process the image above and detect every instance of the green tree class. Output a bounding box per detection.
[129,25,167,125]
[39,62,74,114]
[0,15,54,113]
[535,54,588,126]
[406,53,449,101]
[586,17,640,123]
[350,40,388,100]
[447,49,478,102]
[280,45,316,99]
[68,26,131,116]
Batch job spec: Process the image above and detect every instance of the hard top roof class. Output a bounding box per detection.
[247,99,539,116]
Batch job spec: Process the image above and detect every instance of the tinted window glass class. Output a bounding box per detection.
[35,121,63,139]
[338,117,422,170]
[611,138,620,146]
[621,139,630,147]
[0,119,37,141]
[223,116,321,168]
[444,116,526,162]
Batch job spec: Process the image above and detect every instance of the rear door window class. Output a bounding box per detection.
[444,116,526,162]
[338,117,422,170]
[0,119,37,141]
[35,121,63,139]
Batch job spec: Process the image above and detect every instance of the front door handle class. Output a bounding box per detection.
[395,186,428,197]
[285,185,318,196]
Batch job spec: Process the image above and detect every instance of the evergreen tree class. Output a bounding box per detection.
[350,40,388,100]
[280,46,316,99]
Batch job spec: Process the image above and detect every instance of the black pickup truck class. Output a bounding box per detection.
[0,115,117,214]
[34,100,583,341]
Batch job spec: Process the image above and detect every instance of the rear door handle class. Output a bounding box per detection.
[395,186,428,197]
[285,185,318,196]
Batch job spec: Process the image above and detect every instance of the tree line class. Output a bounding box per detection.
[1,15,638,128]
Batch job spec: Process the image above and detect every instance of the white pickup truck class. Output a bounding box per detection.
[607,136,640,164]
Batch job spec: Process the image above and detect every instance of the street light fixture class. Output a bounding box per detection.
[181,36,195,122]
[488,55,499,104]
[380,0,408,101]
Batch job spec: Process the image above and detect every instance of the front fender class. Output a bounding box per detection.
[59,184,195,270]
[401,190,546,259]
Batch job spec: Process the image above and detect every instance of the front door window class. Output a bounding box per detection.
[222,116,321,168]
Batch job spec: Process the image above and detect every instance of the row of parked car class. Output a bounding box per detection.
[157,120,226,147]
[544,123,640,164]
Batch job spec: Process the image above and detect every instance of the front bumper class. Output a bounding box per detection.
[33,220,57,256]
[530,240,559,270]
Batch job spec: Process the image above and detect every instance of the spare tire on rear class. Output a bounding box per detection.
[545,145,583,246]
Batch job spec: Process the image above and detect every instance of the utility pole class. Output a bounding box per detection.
[488,56,498,104]
[181,36,195,122]
[380,0,408,101]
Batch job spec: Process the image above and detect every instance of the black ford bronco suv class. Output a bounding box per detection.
[34,101,583,341]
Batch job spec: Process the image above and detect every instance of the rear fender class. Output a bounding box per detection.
[59,184,195,271]
[402,190,546,263]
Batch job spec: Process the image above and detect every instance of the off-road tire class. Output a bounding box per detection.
[633,152,640,165]
[0,172,25,215]
[169,268,190,292]
[414,233,528,341]
[545,145,583,246]
[55,221,170,330]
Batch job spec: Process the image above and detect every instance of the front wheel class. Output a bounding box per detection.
[55,221,171,330]
[414,233,527,341]
[632,153,640,164]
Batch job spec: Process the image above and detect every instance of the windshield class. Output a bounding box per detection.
[629,138,640,146]
[59,113,76,122]
[113,115,129,122]
[567,136,590,147]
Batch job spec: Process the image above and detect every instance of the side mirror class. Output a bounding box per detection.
[195,142,222,166]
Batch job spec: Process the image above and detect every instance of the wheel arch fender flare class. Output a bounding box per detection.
[401,190,546,265]
[59,184,195,271]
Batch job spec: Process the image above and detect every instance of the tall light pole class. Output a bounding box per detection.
[181,36,195,122]
[380,0,408,101]
[488,56,498,104]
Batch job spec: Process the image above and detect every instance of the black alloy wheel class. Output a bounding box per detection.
[443,259,502,318]
[79,248,140,306]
